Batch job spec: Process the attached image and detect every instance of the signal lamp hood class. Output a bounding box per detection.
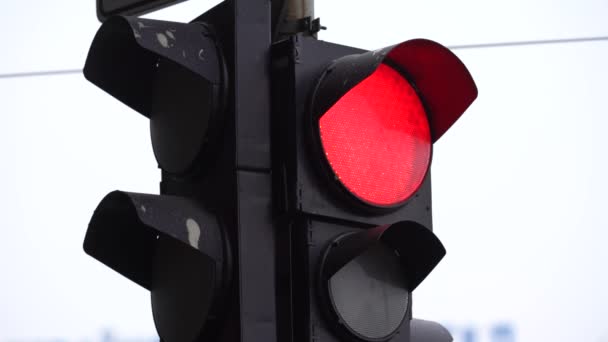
[84,16,223,118]
[83,16,227,174]
[320,221,446,295]
[311,39,478,143]
[84,191,230,342]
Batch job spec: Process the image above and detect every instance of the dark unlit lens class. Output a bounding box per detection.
[328,243,409,340]
[150,60,214,175]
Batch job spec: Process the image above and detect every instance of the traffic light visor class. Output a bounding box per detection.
[311,39,477,145]
[83,191,230,342]
[318,222,446,341]
[83,191,226,289]
[385,39,478,142]
[84,16,223,120]
[84,16,227,174]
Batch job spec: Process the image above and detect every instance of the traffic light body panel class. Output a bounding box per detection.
[272,36,442,342]
[84,1,279,341]
[272,36,434,225]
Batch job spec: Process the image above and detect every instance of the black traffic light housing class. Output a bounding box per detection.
[83,1,279,342]
[272,35,476,342]
[81,0,478,341]
[272,36,476,221]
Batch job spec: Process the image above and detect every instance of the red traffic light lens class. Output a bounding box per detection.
[318,63,431,207]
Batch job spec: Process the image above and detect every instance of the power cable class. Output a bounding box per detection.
[1,36,608,79]
[449,35,608,50]
[0,69,82,79]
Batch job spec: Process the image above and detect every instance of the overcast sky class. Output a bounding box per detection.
[1,1,607,342]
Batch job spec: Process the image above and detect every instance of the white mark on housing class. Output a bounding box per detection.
[186,218,201,249]
[140,205,146,213]
[166,30,175,40]
[157,33,170,48]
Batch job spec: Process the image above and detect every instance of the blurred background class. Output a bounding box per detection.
[1,0,607,341]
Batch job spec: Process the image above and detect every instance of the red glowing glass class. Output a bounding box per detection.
[318,63,431,207]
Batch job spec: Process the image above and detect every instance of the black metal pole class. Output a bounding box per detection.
[232,1,277,342]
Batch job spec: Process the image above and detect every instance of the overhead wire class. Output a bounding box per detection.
[0,69,82,79]
[1,36,608,79]
[449,35,608,50]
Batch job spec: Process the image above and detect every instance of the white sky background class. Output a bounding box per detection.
[1,0,607,341]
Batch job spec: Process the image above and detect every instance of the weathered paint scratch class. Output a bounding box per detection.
[186,218,201,249]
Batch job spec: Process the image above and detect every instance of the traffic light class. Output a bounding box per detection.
[271,36,477,342]
[82,0,477,342]
[83,1,278,342]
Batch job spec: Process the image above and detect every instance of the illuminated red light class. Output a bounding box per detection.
[318,63,431,207]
